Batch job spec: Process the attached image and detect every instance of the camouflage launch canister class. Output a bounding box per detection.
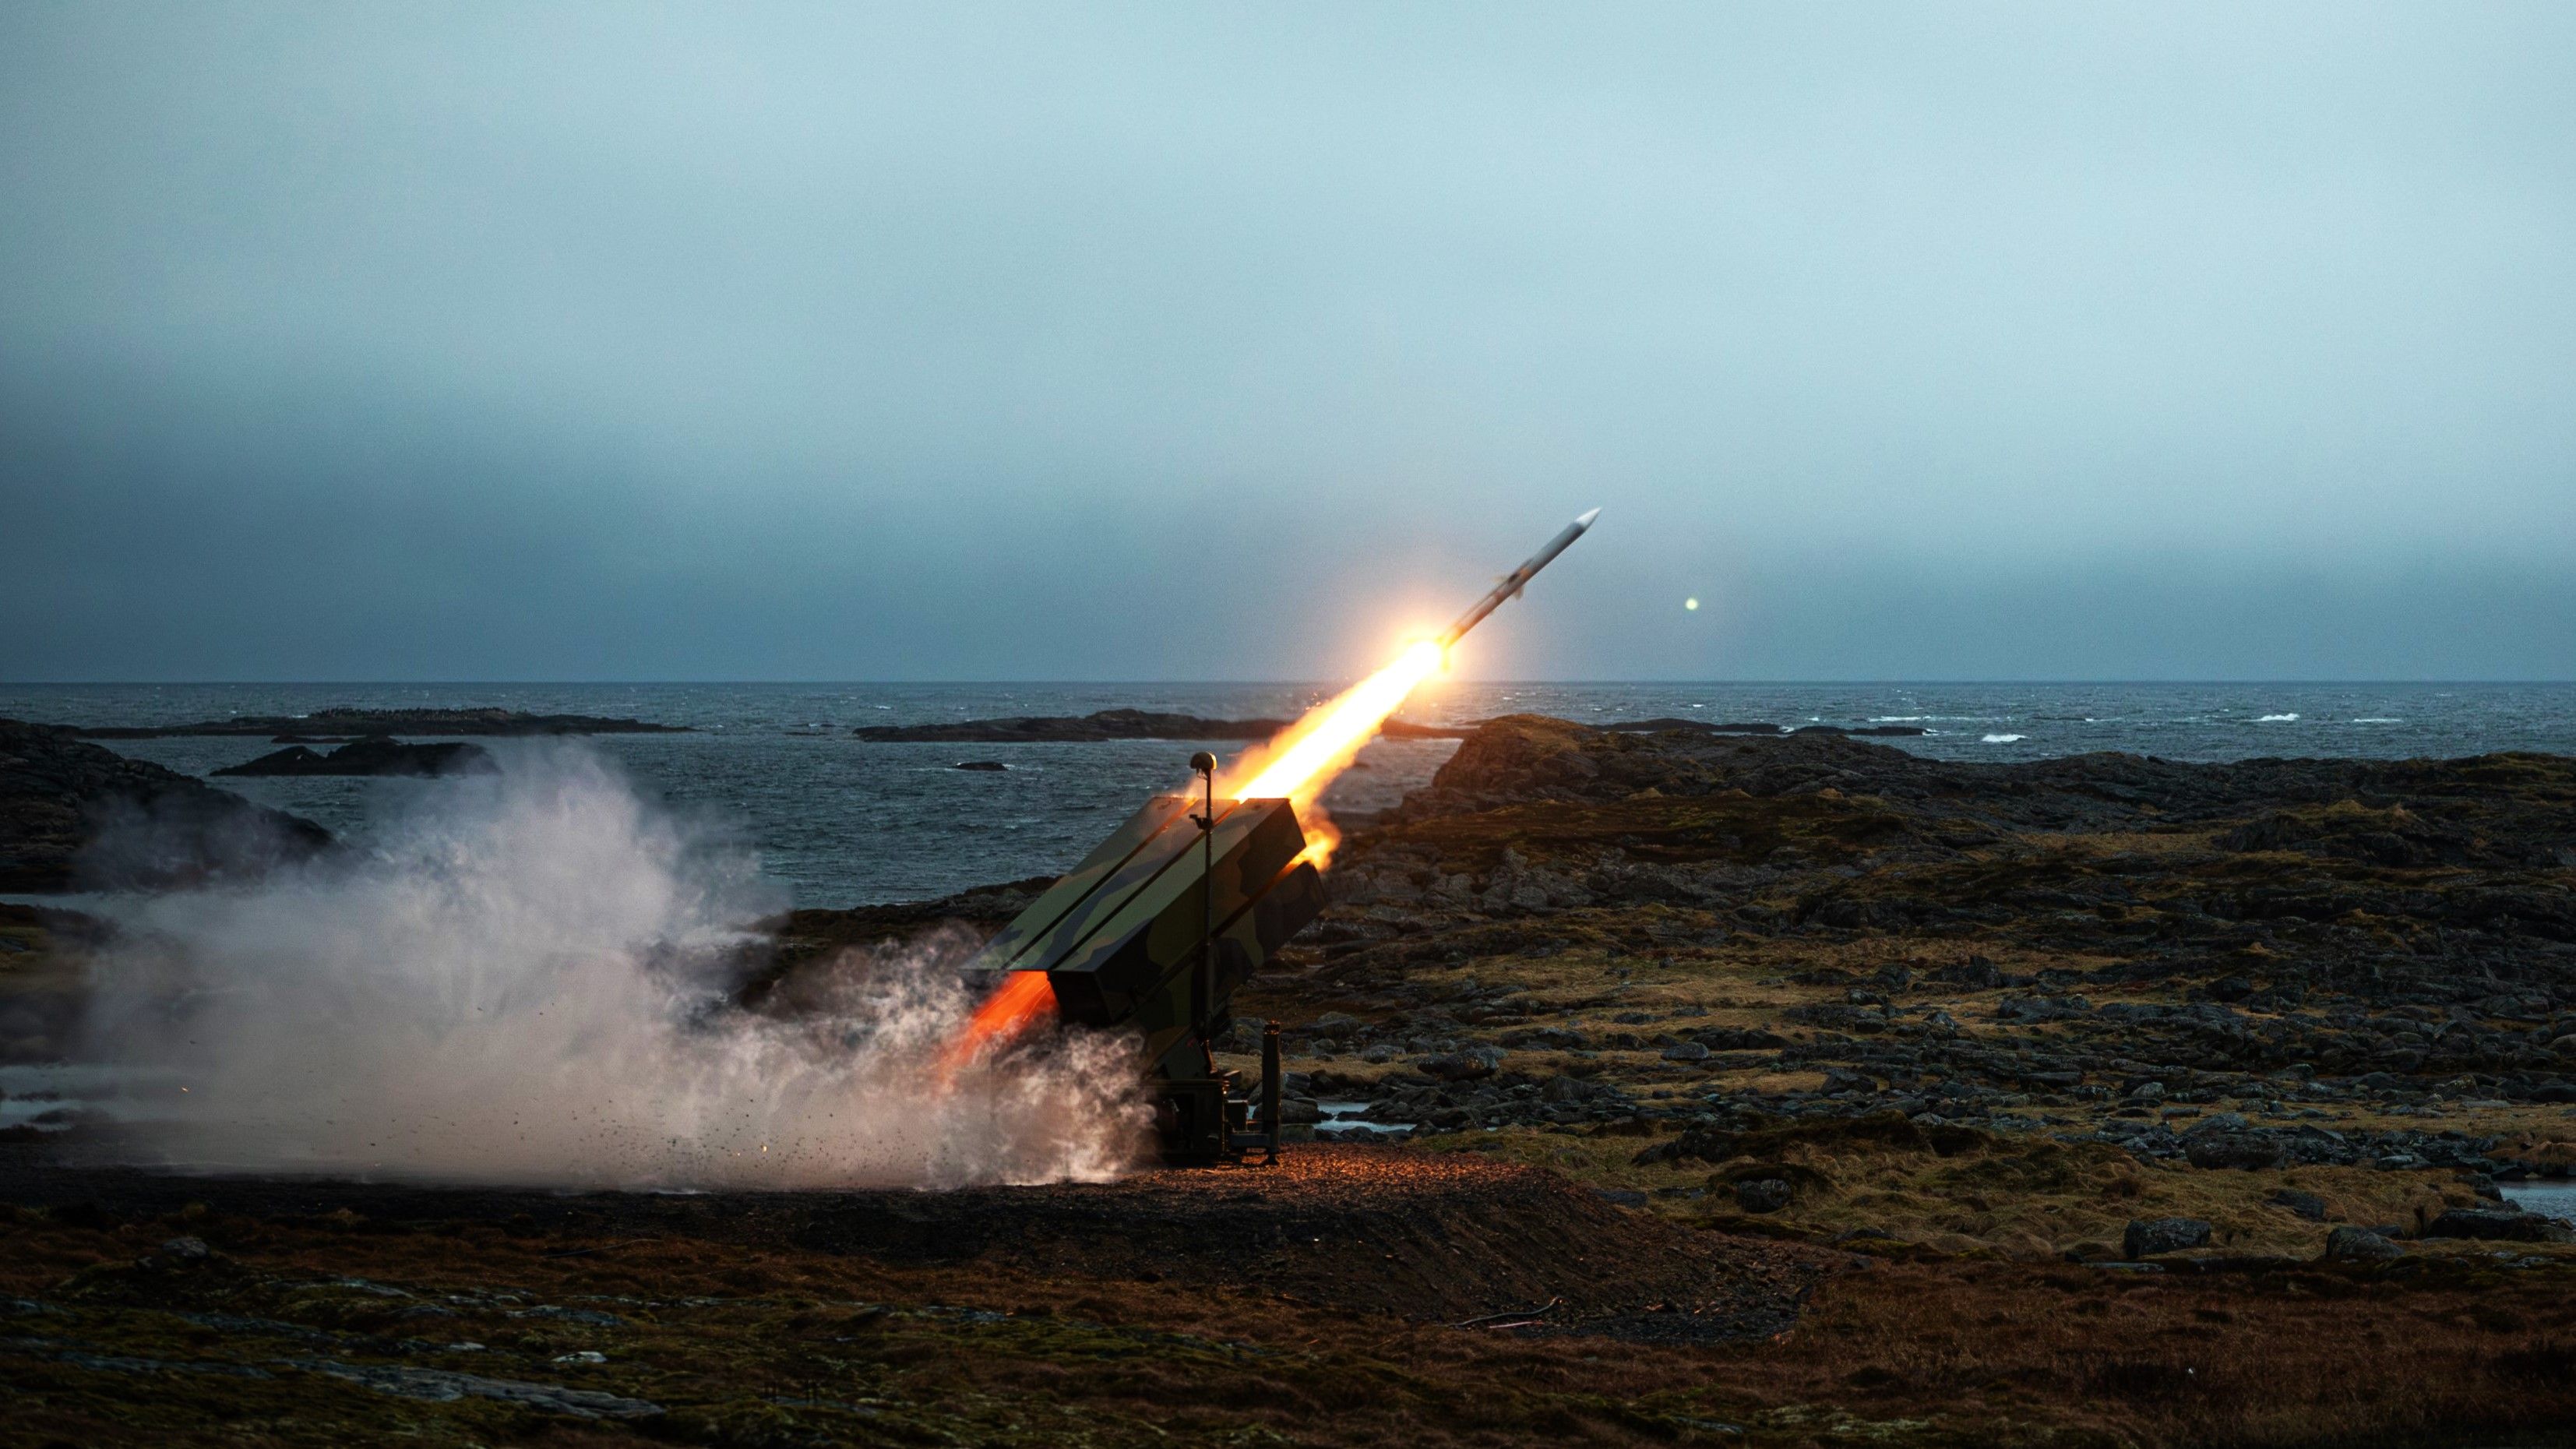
[967,793,1323,1076]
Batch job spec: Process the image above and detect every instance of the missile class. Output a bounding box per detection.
[1436,507,1600,648]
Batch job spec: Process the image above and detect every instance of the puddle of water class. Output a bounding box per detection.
[2501,1183,2576,1224]
[1312,1100,1415,1136]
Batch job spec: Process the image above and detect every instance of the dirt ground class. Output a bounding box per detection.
[0,1144,1825,1338]
[6,1141,2576,1448]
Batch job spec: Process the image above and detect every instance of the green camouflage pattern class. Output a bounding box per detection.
[967,793,1194,974]
[974,794,1326,1077]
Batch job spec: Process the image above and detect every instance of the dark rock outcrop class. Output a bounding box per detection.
[2270,1190,2329,1222]
[855,709,1466,743]
[2183,1130,2287,1171]
[213,738,495,778]
[0,719,333,891]
[2423,1208,2574,1243]
[1733,1178,1795,1213]
[2322,1226,2405,1261]
[73,708,686,740]
[1418,1049,1502,1082]
[2123,1217,2213,1259]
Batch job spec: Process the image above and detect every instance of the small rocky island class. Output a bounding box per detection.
[74,707,689,740]
[855,707,1464,743]
[213,738,496,778]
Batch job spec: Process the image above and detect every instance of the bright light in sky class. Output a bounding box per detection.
[1686,598,1700,612]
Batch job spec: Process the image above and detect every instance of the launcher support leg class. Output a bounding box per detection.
[1188,751,1218,1074]
[1260,1020,1282,1164]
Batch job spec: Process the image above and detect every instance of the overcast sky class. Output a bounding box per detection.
[4,3,2570,682]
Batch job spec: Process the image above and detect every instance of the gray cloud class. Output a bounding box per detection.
[4,3,2571,681]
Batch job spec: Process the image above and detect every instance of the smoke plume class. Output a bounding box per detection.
[79,746,1149,1187]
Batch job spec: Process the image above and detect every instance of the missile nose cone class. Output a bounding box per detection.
[1573,507,1602,530]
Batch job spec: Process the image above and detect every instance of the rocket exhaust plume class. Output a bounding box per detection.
[1218,506,1601,864]
[1222,640,1445,810]
[939,964,1059,1074]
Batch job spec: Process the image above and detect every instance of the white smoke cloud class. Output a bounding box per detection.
[79,745,1150,1187]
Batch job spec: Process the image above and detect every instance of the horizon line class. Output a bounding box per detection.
[5,678,2574,689]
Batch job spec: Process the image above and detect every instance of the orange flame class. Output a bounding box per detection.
[1224,640,1445,805]
[938,968,1057,1075]
[1216,639,1446,871]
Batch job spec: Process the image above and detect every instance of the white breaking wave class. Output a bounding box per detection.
[2255,713,2299,722]
[1982,733,2026,743]
[2352,717,2402,724]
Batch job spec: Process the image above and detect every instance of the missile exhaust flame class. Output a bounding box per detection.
[1215,507,1599,857]
[938,959,1059,1071]
[1215,638,1447,869]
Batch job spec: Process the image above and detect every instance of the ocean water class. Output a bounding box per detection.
[2502,1183,2576,1225]
[5,682,2571,909]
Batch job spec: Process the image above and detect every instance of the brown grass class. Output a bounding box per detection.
[1713,1253,2576,1448]
[7,1203,2576,1447]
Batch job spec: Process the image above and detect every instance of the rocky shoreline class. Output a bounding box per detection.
[0,720,332,893]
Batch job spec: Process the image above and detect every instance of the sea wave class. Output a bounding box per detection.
[1981,733,2026,744]
[2255,714,2299,722]
[2351,717,2401,724]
